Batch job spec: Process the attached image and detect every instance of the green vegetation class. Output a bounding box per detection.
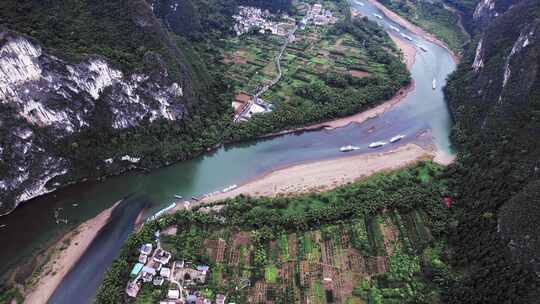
[0,287,23,304]
[378,0,469,52]
[442,0,540,302]
[223,12,409,140]
[95,162,455,303]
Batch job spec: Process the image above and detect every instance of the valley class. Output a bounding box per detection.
[2,0,539,303]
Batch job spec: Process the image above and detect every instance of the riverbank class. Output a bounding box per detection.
[199,143,434,204]
[366,0,460,63]
[22,201,121,304]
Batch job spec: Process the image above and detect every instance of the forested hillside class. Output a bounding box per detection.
[444,0,540,302]
[0,0,296,214]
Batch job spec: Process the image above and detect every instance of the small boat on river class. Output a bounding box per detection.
[390,25,400,32]
[400,33,413,41]
[373,13,383,19]
[340,145,360,152]
[368,141,387,148]
[174,194,183,199]
[432,79,437,90]
[419,46,428,52]
[390,135,405,143]
[222,185,238,193]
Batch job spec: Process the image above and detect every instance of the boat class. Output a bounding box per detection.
[419,46,428,52]
[390,25,400,32]
[390,135,405,143]
[174,194,183,199]
[368,141,387,148]
[72,203,79,207]
[340,145,359,152]
[222,184,238,193]
[432,78,437,90]
[0,224,6,229]
[373,13,383,19]
[356,0,365,6]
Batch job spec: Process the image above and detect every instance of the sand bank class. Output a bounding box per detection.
[203,144,434,203]
[23,201,121,304]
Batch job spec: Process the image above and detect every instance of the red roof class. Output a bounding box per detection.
[443,197,453,208]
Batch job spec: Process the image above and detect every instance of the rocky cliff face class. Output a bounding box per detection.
[445,0,540,299]
[0,30,192,214]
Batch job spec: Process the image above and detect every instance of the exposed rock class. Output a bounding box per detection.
[0,31,188,214]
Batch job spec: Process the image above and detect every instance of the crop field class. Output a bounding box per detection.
[220,2,402,109]
[161,206,440,304]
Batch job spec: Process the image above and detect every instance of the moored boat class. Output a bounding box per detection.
[373,13,383,19]
[432,78,437,90]
[340,145,359,152]
[368,141,387,148]
[390,135,405,143]
[174,194,183,199]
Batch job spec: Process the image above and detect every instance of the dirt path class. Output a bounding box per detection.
[23,201,121,304]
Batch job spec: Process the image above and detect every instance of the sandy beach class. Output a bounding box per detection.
[202,144,434,203]
[23,201,121,304]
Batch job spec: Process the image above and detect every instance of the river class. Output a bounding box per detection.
[0,1,456,303]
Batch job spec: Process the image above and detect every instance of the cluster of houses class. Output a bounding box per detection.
[126,241,227,304]
[303,3,337,27]
[232,6,294,36]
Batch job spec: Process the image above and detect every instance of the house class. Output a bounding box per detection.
[160,267,171,279]
[168,289,180,300]
[153,276,165,286]
[154,248,172,265]
[140,243,153,255]
[138,253,148,264]
[186,294,197,304]
[216,294,227,304]
[141,266,156,282]
[126,281,141,298]
[196,265,210,276]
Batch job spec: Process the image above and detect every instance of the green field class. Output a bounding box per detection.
[96,162,454,304]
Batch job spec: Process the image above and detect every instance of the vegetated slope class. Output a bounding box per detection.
[0,0,234,214]
[444,0,540,302]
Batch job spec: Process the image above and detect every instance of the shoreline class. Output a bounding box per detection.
[22,201,121,304]
[366,0,461,64]
[199,144,434,204]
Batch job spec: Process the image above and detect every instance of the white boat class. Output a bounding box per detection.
[368,141,387,148]
[390,135,405,143]
[340,145,359,152]
[373,13,383,19]
[174,194,183,199]
[72,203,79,207]
[432,79,437,90]
[0,224,6,229]
[390,25,400,32]
[356,0,365,6]
[222,184,238,193]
